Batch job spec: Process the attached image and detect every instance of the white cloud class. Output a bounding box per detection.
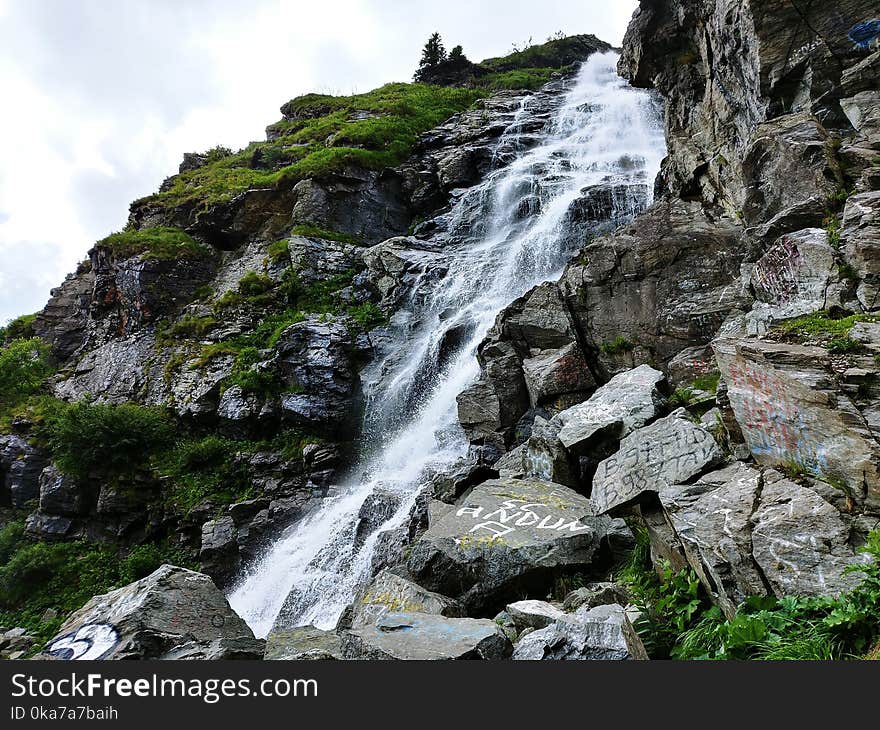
[0,0,637,324]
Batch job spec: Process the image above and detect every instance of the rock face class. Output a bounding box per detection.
[406,478,611,612]
[512,604,647,660]
[264,626,342,660]
[341,612,512,660]
[39,565,263,660]
[648,463,870,619]
[591,409,724,515]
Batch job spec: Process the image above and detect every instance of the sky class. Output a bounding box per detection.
[0,0,638,324]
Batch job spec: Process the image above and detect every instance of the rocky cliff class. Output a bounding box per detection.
[2,5,880,662]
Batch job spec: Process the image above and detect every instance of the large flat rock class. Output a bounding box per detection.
[341,612,512,660]
[406,478,611,612]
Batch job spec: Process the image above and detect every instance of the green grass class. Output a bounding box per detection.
[0,313,37,343]
[691,373,721,393]
[167,314,216,339]
[480,67,559,90]
[140,83,486,213]
[95,226,210,260]
[600,336,635,355]
[775,311,878,340]
[289,224,362,245]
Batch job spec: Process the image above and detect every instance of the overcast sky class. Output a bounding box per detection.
[0,0,637,324]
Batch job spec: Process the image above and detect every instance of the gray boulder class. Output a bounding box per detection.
[591,409,724,515]
[562,582,631,612]
[40,565,263,660]
[341,612,512,660]
[406,477,611,612]
[512,604,647,660]
[0,434,49,508]
[349,570,463,628]
[505,600,564,632]
[553,365,666,450]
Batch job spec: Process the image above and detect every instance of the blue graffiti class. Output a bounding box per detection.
[848,20,880,50]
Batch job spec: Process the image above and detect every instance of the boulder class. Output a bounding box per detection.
[38,465,86,516]
[505,600,564,632]
[406,478,611,612]
[512,603,647,660]
[553,365,666,450]
[591,409,724,515]
[561,582,631,612]
[349,570,463,628]
[645,463,870,620]
[40,565,263,660]
[521,343,596,408]
[341,612,512,660]
[264,626,342,660]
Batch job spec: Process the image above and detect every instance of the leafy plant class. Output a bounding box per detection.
[39,401,174,479]
[600,336,635,355]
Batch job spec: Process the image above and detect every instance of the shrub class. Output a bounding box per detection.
[168,315,216,339]
[0,313,37,343]
[95,226,209,261]
[0,338,52,403]
[600,336,635,355]
[39,401,174,479]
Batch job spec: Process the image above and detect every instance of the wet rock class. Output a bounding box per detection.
[264,626,342,660]
[275,318,360,436]
[349,570,463,628]
[362,237,443,307]
[522,343,596,408]
[742,113,842,240]
[38,465,86,516]
[287,236,361,286]
[559,200,748,372]
[512,603,647,660]
[591,409,724,515]
[406,477,611,612]
[39,565,263,660]
[341,612,512,660]
[200,516,241,586]
[553,365,666,451]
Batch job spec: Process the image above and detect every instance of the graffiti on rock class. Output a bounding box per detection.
[454,497,590,539]
[45,623,120,661]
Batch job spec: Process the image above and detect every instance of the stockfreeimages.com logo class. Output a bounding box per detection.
[11,673,318,705]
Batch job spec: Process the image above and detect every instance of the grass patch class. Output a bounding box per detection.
[600,336,635,355]
[289,224,362,245]
[95,226,210,261]
[168,315,216,339]
[141,84,486,214]
[775,311,878,341]
[0,313,37,343]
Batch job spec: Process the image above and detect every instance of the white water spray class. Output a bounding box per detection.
[229,52,665,637]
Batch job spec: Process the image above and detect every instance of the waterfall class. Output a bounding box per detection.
[228,51,666,637]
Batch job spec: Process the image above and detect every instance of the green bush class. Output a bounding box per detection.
[0,313,37,343]
[168,314,216,339]
[39,401,174,479]
[95,226,209,261]
[0,338,53,403]
[600,336,635,355]
[157,436,254,512]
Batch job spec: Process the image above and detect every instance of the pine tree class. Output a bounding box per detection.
[414,32,447,81]
[448,45,466,63]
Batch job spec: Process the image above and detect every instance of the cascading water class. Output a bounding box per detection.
[229,51,666,637]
